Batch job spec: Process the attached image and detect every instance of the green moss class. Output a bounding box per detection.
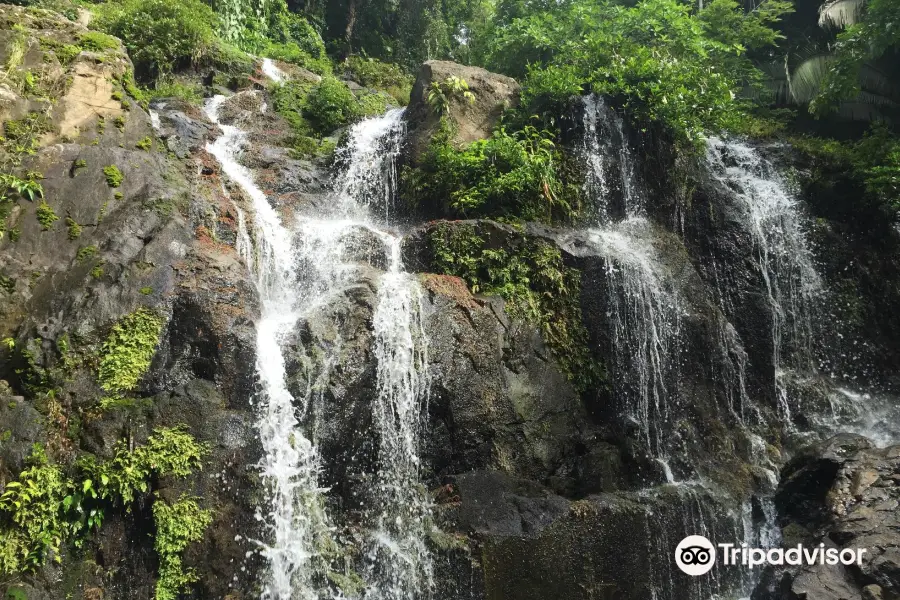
[76,245,98,262]
[153,495,212,600]
[136,136,153,150]
[35,200,58,231]
[39,38,81,65]
[90,263,105,279]
[429,223,604,392]
[8,228,20,242]
[139,286,153,295]
[71,158,87,176]
[65,216,81,239]
[113,116,126,132]
[103,165,123,188]
[97,308,164,394]
[0,276,14,294]
[78,31,119,53]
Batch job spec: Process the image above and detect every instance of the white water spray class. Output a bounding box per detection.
[205,95,329,600]
[705,137,821,422]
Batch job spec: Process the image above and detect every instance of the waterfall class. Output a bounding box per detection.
[206,95,431,599]
[583,219,681,457]
[366,238,432,600]
[705,138,821,421]
[205,96,330,600]
[577,95,681,459]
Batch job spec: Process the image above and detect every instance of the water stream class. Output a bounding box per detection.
[206,95,430,600]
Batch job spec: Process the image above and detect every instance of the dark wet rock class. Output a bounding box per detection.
[151,100,220,159]
[752,435,900,600]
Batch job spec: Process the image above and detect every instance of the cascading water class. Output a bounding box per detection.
[365,238,432,600]
[705,138,821,422]
[206,93,430,599]
[576,95,681,459]
[205,95,330,600]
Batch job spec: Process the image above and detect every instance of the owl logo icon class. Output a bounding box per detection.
[675,535,716,576]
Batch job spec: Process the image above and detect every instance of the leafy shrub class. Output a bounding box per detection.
[264,42,332,75]
[301,77,362,134]
[406,121,576,222]
[93,0,218,81]
[153,495,212,600]
[344,56,413,103]
[268,9,326,59]
[0,429,208,576]
[147,78,204,104]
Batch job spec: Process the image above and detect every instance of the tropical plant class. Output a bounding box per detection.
[426,76,475,116]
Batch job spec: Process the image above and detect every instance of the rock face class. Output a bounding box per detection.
[1,6,262,599]
[404,60,520,164]
[753,435,900,600]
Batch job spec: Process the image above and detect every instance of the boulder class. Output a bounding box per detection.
[404,60,520,164]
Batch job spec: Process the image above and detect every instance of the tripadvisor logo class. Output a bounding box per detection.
[675,535,716,576]
[674,535,869,576]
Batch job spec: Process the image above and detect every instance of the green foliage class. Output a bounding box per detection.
[486,0,792,146]
[78,31,119,53]
[792,124,900,214]
[426,76,475,116]
[1,173,44,240]
[146,78,204,104]
[302,77,362,133]
[407,120,576,222]
[102,165,123,188]
[39,38,81,65]
[344,56,413,104]
[65,216,81,240]
[136,136,153,151]
[93,0,218,82]
[152,495,212,600]
[35,200,58,231]
[429,223,603,391]
[809,0,900,115]
[0,429,208,577]
[97,308,165,394]
[0,445,69,574]
[2,112,50,168]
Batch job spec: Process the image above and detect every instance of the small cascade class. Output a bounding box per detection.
[579,95,643,219]
[577,96,683,458]
[705,138,821,421]
[205,96,330,600]
[582,218,681,457]
[207,93,432,599]
[817,386,900,447]
[333,109,407,222]
[366,238,432,600]
[261,57,287,83]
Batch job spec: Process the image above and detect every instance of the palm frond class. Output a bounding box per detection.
[858,64,900,101]
[788,54,833,104]
[834,101,892,123]
[818,0,866,29]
